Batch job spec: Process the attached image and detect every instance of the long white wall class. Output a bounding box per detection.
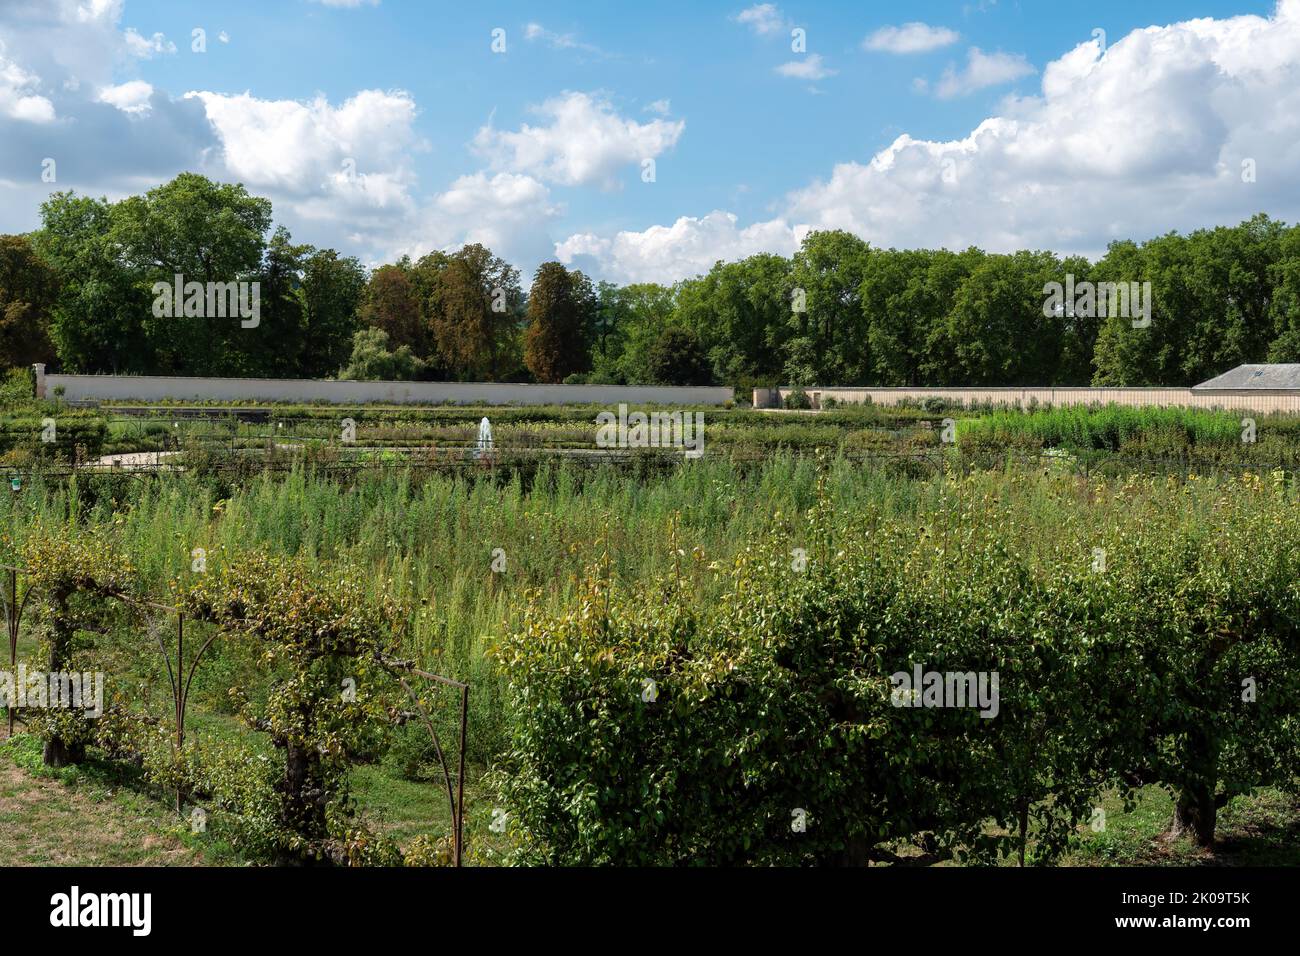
[753,386,1300,414]
[37,370,732,407]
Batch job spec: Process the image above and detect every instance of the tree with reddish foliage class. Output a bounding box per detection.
[358,261,425,357]
[424,244,522,381]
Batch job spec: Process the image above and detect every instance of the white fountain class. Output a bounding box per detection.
[475,417,493,459]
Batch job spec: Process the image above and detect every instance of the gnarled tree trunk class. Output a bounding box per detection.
[42,588,85,768]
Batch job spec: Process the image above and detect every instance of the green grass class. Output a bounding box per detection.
[0,732,211,866]
[1063,787,1300,867]
[957,403,1300,454]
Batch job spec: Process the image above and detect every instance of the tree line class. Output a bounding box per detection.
[3,172,1300,388]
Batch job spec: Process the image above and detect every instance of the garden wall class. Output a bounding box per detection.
[752,385,1300,414]
[34,367,731,407]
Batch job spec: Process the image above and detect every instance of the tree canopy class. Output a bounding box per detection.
[12,173,1300,390]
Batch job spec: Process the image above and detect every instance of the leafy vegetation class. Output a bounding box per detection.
[9,171,1300,390]
[1,445,1298,865]
[496,463,1300,863]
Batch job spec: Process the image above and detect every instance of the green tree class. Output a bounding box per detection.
[645,326,711,385]
[32,193,152,373]
[523,262,596,383]
[862,248,937,386]
[787,230,872,384]
[426,244,523,380]
[675,254,792,389]
[242,227,311,377]
[339,327,425,381]
[1053,254,1100,384]
[300,249,366,378]
[1268,223,1300,362]
[1184,215,1282,379]
[929,250,1063,386]
[111,173,272,374]
[358,262,424,358]
[590,282,675,384]
[588,280,628,383]
[915,247,986,385]
[1090,239,1157,385]
[0,234,58,370]
[1095,216,1285,385]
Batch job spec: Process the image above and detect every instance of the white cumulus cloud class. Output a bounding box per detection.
[122,28,175,58]
[775,54,835,80]
[96,78,152,115]
[734,4,788,37]
[557,212,804,284]
[557,0,1300,283]
[472,91,684,189]
[183,87,425,261]
[187,88,420,199]
[382,172,562,276]
[0,46,55,122]
[523,22,608,56]
[863,23,960,54]
[933,47,1035,98]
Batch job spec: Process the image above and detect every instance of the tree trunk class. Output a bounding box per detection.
[1018,800,1030,866]
[1171,784,1217,847]
[1169,726,1219,847]
[276,739,330,864]
[42,591,85,768]
[42,737,85,767]
[833,833,875,867]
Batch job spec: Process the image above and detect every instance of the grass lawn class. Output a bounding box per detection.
[1063,786,1300,867]
[875,786,1300,867]
[5,715,1294,867]
[0,730,208,866]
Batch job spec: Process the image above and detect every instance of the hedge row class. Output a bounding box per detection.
[0,413,108,459]
[495,471,1300,864]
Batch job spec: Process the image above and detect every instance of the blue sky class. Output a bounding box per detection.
[1,0,1296,283]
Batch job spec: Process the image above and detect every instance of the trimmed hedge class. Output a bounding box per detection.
[0,412,107,460]
[495,471,1300,864]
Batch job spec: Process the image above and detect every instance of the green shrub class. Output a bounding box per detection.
[957,405,1245,454]
[784,387,811,411]
[0,411,107,460]
[0,367,33,408]
[495,470,1300,863]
